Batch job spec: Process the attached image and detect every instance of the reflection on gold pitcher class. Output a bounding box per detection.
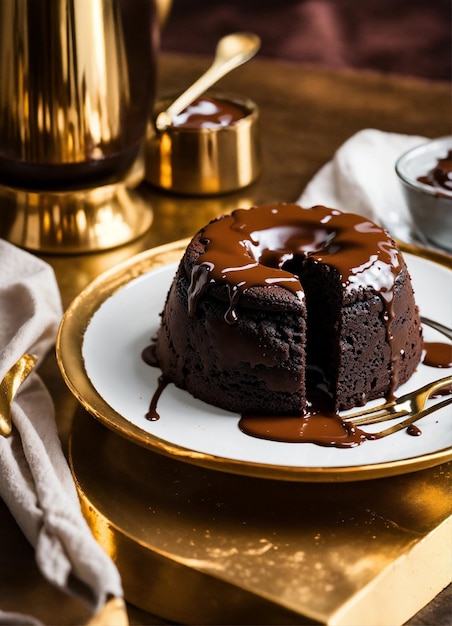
[0,0,172,253]
[0,0,159,188]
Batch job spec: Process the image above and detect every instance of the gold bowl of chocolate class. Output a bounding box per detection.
[395,136,452,252]
[145,92,261,195]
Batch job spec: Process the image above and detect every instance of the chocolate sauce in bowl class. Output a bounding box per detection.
[171,96,248,129]
[417,150,452,192]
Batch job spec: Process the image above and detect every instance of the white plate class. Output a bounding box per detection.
[57,240,452,481]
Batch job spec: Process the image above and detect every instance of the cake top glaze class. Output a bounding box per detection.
[188,204,403,323]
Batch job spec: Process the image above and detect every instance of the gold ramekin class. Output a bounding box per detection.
[144,92,261,195]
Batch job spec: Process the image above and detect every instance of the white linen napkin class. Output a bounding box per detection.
[0,239,123,624]
[298,128,428,242]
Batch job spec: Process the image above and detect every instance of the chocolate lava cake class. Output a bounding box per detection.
[155,204,423,414]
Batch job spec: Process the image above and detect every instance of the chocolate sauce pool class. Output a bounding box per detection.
[141,351,369,447]
[143,346,451,446]
[423,342,452,368]
[422,342,452,398]
[238,412,366,447]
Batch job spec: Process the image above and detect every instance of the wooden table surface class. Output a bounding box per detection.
[0,52,450,625]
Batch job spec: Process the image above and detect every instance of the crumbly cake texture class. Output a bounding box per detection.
[155,204,423,415]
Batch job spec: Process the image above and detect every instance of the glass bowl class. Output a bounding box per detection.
[395,136,452,252]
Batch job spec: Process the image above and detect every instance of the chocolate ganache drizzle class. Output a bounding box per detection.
[189,204,401,315]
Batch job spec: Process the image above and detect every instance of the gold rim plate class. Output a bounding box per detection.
[56,240,452,482]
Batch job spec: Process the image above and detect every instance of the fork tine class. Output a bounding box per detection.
[342,399,399,422]
[368,397,452,439]
[421,317,452,341]
[343,375,452,425]
[346,405,409,427]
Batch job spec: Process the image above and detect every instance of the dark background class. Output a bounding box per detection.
[161,0,451,81]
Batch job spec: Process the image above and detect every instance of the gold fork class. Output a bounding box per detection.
[343,375,452,439]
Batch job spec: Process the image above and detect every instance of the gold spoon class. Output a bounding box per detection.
[155,32,261,131]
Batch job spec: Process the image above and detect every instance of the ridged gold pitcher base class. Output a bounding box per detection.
[0,160,152,254]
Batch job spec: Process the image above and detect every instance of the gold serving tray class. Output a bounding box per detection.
[70,409,451,625]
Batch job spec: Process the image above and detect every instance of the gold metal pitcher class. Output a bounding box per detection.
[0,0,161,252]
